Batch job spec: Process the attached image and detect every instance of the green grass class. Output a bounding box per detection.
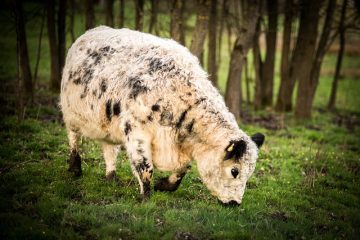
[0,110,359,239]
[1,2,360,239]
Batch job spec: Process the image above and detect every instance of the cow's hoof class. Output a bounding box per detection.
[68,166,82,177]
[154,177,179,192]
[137,193,150,202]
[106,171,117,181]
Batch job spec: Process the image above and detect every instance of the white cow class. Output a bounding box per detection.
[60,26,264,205]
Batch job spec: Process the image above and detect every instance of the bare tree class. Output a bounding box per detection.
[33,7,46,90]
[170,0,185,45]
[275,0,294,112]
[58,0,67,74]
[14,0,33,99]
[85,0,95,30]
[47,0,60,92]
[262,0,278,107]
[149,0,158,34]
[105,0,114,27]
[225,0,260,121]
[328,0,348,111]
[190,0,211,59]
[119,0,125,28]
[135,0,144,31]
[253,18,263,109]
[14,0,32,117]
[253,0,278,109]
[69,0,76,42]
[217,0,227,68]
[207,0,218,87]
[295,0,336,119]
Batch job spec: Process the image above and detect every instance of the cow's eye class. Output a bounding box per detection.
[231,168,239,178]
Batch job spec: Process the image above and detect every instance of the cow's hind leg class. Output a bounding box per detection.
[67,129,82,177]
[125,128,153,200]
[101,142,120,181]
[154,166,190,192]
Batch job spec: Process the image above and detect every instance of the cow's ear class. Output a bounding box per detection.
[224,140,247,160]
[251,133,265,148]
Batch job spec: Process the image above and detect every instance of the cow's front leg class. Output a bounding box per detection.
[154,165,191,192]
[101,142,120,181]
[125,128,153,200]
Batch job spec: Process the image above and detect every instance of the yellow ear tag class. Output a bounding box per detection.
[227,143,234,152]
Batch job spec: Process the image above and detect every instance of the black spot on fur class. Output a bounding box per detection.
[100,46,110,52]
[151,104,160,112]
[106,99,112,121]
[176,110,188,129]
[147,115,153,122]
[195,97,207,105]
[124,121,132,135]
[92,89,97,96]
[100,79,107,92]
[137,148,145,154]
[68,149,82,177]
[135,157,152,173]
[90,104,94,110]
[73,77,81,85]
[160,111,173,125]
[186,119,195,133]
[127,76,148,99]
[148,57,175,75]
[83,68,94,84]
[224,140,247,161]
[89,51,102,65]
[113,101,121,116]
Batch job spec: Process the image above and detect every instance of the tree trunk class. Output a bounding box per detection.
[170,0,185,44]
[149,0,158,34]
[85,0,95,30]
[14,0,33,99]
[58,0,67,79]
[14,0,33,106]
[244,57,250,105]
[135,0,144,31]
[33,7,45,90]
[225,0,260,121]
[261,0,278,107]
[190,0,210,59]
[105,0,114,27]
[275,0,293,112]
[295,0,329,119]
[69,0,75,42]
[217,0,227,68]
[119,0,125,28]
[280,0,316,113]
[47,0,60,92]
[207,0,218,87]
[328,0,347,111]
[253,19,263,110]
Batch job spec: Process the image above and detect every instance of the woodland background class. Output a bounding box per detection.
[0,0,360,239]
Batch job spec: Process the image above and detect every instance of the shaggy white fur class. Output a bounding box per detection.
[60,26,262,204]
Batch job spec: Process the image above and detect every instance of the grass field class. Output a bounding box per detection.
[0,3,360,239]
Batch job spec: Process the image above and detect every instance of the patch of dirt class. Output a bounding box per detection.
[333,113,360,132]
[242,112,286,130]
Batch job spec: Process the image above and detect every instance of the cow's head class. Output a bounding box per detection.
[196,133,265,205]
